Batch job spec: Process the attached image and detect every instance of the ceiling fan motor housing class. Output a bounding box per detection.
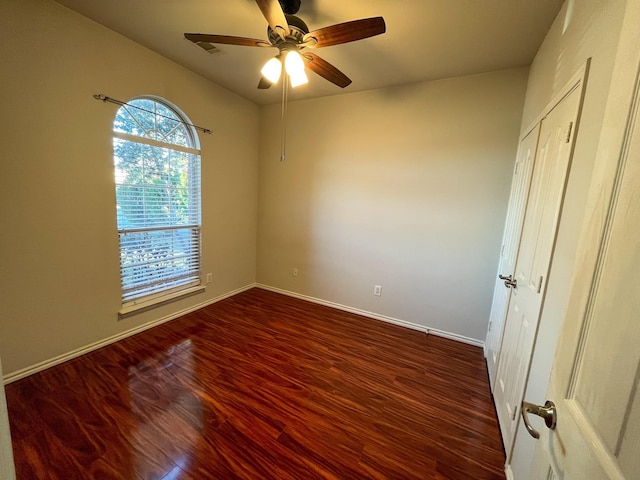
[279,0,301,15]
[268,14,309,46]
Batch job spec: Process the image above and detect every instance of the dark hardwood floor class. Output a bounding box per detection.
[6,288,506,479]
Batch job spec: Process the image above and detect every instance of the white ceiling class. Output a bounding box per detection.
[54,0,564,106]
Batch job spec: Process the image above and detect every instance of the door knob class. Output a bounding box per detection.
[498,274,512,281]
[521,400,557,439]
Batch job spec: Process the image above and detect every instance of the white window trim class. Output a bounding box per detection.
[118,283,206,317]
[113,131,201,156]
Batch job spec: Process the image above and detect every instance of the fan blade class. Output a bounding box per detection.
[303,17,386,48]
[303,52,352,88]
[258,77,272,89]
[255,0,290,38]
[185,33,271,47]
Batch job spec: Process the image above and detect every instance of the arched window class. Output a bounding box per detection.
[112,97,201,311]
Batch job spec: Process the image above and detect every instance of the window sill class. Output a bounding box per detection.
[118,285,206,318]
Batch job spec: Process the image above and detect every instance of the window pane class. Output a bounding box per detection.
[114,104,154,138]
[154,103,190,146]
[113,99,192,148]
[158,120,191,147]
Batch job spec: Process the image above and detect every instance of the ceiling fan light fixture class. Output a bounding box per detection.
[284,50,305,76]
[289,69,308,87]
[284,50,307,87]
[261,56,282,84]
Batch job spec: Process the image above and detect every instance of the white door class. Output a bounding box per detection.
[0,358,16,480]
[526,5,640,476]
[486,124,540,390]
[493,82,584,453]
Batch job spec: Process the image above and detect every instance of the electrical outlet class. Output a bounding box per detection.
[374,285,382,296]
[293,268,298,277]
[206,273,213,284]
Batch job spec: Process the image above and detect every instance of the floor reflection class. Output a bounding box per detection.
[128,338,203,478]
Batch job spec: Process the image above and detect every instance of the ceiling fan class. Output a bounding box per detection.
[184,0,386,90]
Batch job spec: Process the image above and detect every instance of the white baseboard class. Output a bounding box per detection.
[4,282,485,384]
[505,464,515,480]
[256,284,484,348]
[3,284,256,384]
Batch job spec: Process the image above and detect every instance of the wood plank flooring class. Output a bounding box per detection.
[6,288,506,479]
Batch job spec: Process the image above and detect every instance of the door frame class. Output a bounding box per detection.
[0,357,16,480]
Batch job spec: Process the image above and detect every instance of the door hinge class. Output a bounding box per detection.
[536,275,543,293]
[565,122,574,143]
[515,161,521,175]
[501,244,505,257]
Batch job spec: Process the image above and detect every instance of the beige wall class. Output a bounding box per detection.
[257,68,529,342]
[0,0,260,375]
[509,0,628,476]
